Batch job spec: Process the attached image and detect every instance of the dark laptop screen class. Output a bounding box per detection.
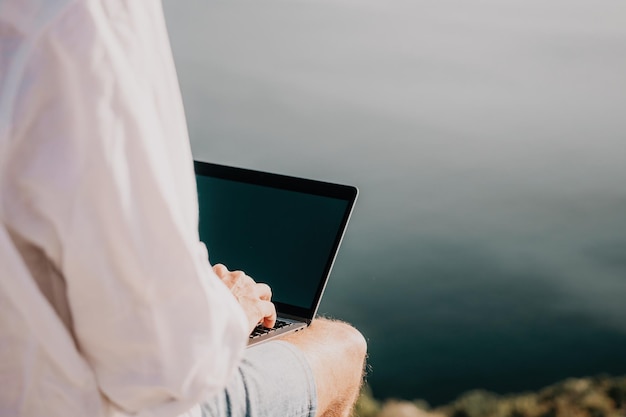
[195,163,355,314]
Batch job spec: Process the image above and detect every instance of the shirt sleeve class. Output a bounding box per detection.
[4,2,248,415]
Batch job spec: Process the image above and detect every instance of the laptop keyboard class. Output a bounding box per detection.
[250,319,295,340]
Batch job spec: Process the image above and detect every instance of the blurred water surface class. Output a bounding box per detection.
[163,0,626,405]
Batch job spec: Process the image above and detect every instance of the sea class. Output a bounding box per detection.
[162,0,626,405]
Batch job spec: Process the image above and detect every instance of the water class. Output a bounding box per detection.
[163,0,626,405]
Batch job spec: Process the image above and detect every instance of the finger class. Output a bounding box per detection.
[259,300,277,329]
[255,283,272,301]
[212,263,228,277]
[233,271,248,283]
[217,268,245,291]
[230,273,249,291]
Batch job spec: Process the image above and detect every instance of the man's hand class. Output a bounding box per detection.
[212,264,277,333]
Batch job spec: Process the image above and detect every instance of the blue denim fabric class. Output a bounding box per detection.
[201,341,317,417]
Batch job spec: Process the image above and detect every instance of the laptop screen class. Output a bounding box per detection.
[195,161,357,319]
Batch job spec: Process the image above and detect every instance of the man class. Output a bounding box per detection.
[0,1,366,416]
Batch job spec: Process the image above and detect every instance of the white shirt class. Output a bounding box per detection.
[0,1,249,416]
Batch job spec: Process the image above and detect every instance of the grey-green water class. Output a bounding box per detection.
[163,0,626,405]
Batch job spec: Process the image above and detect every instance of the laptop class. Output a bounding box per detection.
[194,160,358,346]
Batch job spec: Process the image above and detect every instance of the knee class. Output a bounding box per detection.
[338,321,367,362]
[313,318,367,364]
